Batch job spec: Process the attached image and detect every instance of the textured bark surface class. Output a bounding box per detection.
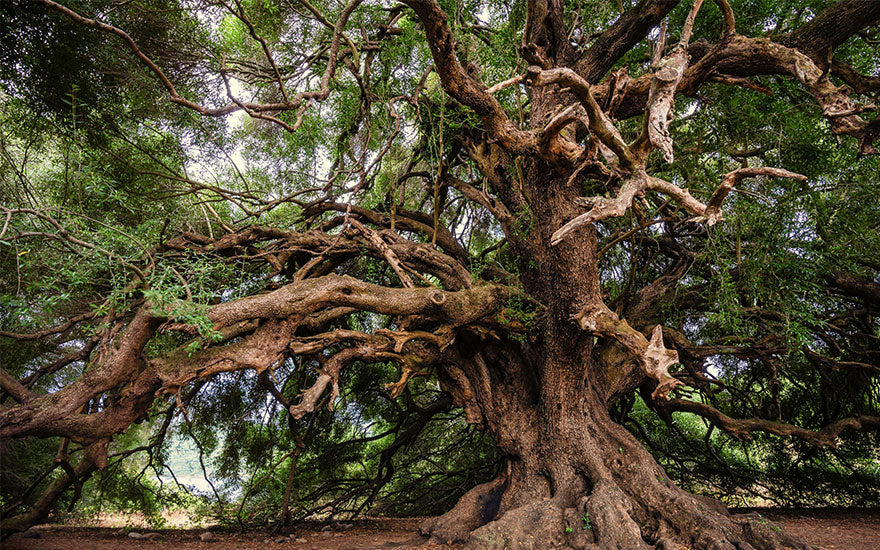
[424,337,814,549]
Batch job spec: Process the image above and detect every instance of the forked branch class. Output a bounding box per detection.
[577,300,683,399]
[552,167,806,244]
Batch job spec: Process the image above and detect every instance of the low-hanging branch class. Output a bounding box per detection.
[658,398,880,448]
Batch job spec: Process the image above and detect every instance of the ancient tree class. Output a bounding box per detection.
[2,0,879,547]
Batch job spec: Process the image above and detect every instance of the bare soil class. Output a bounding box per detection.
[733,508,880,550]
[3,518,434,550]
[4,510,879,550]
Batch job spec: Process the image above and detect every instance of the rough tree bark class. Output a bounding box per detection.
[408,0,876,547]
[418,166,812,549]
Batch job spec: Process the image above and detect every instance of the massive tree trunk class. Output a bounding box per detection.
[420,151,809,548]
[425,338,809,549]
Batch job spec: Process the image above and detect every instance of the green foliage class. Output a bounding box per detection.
[622,396,880,507]
[581,512,592,530]
[500,294,540,342]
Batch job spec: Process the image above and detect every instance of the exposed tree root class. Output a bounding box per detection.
[583,479,651,549]
[419,468,813,550]
[467,499,567,549]
[419,476,508,544]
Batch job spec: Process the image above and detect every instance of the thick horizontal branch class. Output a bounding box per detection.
[1,272,516,440]
[659,398,880,447]
[826,271,880,306]
[207,274,507,329]
[0,369,36,404]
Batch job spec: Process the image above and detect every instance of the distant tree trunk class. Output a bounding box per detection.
[278,446,302,528]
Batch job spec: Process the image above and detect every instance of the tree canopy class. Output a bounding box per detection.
[1,0,879,547]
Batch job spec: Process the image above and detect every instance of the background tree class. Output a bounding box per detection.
[1,0,879,547]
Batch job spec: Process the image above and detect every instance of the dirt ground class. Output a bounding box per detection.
[736,508,880,550]
[4,510,879,550]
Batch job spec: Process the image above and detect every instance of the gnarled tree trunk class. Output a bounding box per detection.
[426,337,809,549]
[420,151,810,547]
